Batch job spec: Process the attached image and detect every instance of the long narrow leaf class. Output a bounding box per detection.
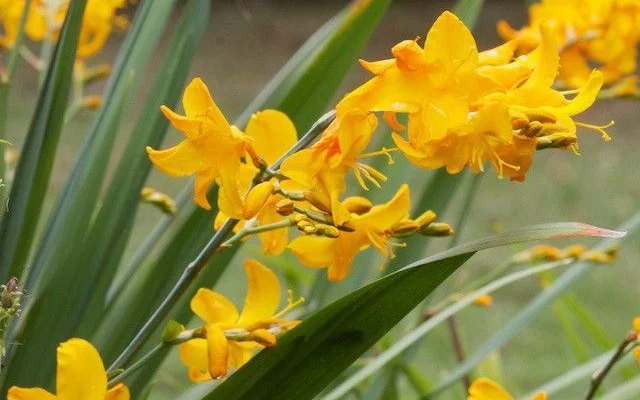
[207,223,623,400]
[0,0,176,391]
[0,0,87,281]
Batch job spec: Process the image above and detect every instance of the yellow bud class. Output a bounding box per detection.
[472,294,493,307]
[275,198,295,216]
[561,245,586,259]
[303,190,331,213]
[302,225,317,235]
[510,111,529,130]
[391,219,420,237]
[316,224,340,238]
[140,186,177,215]
[292,214,308,224]
[420,222,454,237]
[243,181,274,219]
[579,251,613,264]
[536,132,577,150]
[522,120,543,137]
[632,348,640,366]
[531,245,563,261]
[249,328,277,347]
[81,95,103,110]
[342,196,373,214]
[414,210,436,227]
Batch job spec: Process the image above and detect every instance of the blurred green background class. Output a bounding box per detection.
[4,0,639,398]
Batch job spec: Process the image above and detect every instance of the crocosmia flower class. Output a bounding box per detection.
[8,338,129,400]
[468,378,546,400]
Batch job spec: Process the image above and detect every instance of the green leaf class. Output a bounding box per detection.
[74,0,210,338]
[425,212,640,398]
[207,223,623,400]
[94,0,392,394]
[0,0,87,282]
[0,0,177,391]
[452,0,485,27]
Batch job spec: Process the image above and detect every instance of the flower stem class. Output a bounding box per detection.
[107,343,166,386]
[584,332,638,400]
[106,110,335,374]
[220,218,295,249]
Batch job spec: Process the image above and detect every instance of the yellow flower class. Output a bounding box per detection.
[147,78,251,215]
[179,259,300,381]
[468,378,546,400]
[280,113,380,226]
[498,0,640,91]
[214,109,298,255]
[8,338,129,400]
[288,184,410,281]
[0,0,127,58]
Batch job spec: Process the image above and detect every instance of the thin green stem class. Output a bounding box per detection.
[221,218,294,248]
[584,333,638,400]
[107,343,166,386]
[106,110,335,374]
[5,0,33,79]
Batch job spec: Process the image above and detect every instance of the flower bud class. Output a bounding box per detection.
[249,328,277,347]
[243,181,274,219]
[472,294,493,307]
[391,219,420,237]
[420,222,454,237]
[342,196,373,214]
[316,224,340,238]
[536,131,577,149]
[81,95,103,110]
[275,198,295,216]
[414,210,436,227]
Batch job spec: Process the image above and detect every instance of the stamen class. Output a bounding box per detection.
[353,168,369,191]
[357,165,382,189]
[360,147,398,164]
[575,120,614,141]
[273,290,305,319]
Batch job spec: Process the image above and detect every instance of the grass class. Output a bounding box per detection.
[4,1,639,399]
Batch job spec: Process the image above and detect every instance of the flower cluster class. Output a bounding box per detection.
[148,78,453,282]
[179,260,301,381]
[0,0,128,59]
[498,0,640,96]
[337,11,611,181]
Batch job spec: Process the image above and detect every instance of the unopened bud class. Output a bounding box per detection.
[521,120,543,137]
[561,244,586,259]
[303,191,331,213]
[6,277,17,293]
[510,111,529,130]
[302,225,317,234]
[249,328,277,347]
[420,222,454,237]
[316,224,340,238]
[342,196,373,214]
[81,95,103,110]
[275,198,295,216]
[536,131,577,149]
[414,210,436,227]
[472,294,493,307]
[243,181,274,219]
[140,187,177,215]
[81,64,111,84]
[391,219,420,237]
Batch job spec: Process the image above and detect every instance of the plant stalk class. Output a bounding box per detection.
[584,332,637,400]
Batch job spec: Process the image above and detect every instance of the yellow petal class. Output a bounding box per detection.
[238,260,281,324]
[193,169,217,211]
[243,181,275,220]
[7,387,56,400]
[206,323,230,379]
[146,141,207,177]
[288,235,335,268]
[179,338,211,383]
[105,383,130,400]
[217,161,246,219]
[468,378,514,400]
[523,22,558,89]
[531,392,547,400]
[424,11,478,77]
[218,163,255,218]
[359,58,396,75]
[182,78,214,118]
[327,234,366,281]
[391,39,428,71]
[56,338,107,400]
[190,288,239,324]
[279,149,317,188]
[362,184,410,231]
[257,197,289,255]
[160,105,202,137]
[228,341,258,371]
[632,316,640,333]
[246,110,298,165]
[478,40,517,66]
[556,70,603,116]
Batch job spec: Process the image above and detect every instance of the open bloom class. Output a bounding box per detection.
[288,184,410,281]
[0,0,128,58]
[147,78,251,214]
[8,338,129,400]
[179,259,300,381]
[468,378,546,400]
[498,0,640,93]
[214,109,298,255]
[280,113,380,225]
